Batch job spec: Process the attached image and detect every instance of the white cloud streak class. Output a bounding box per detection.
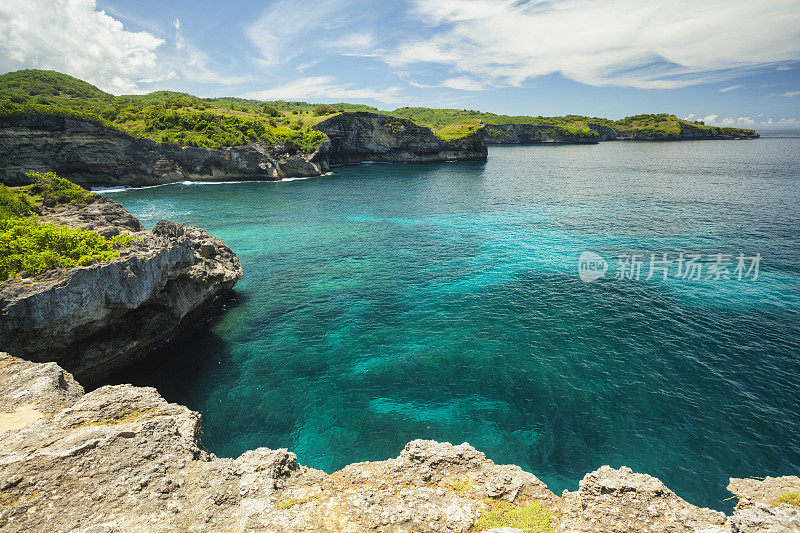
[173,18,184,51]
[246,76,405,104]
[383,0,800,89]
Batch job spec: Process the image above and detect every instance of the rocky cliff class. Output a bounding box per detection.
[483,124,598,144]
[0,353,797,532]
[587,121,761,141]
[0,196,243,383]
[315,112,488,165]
[483,122,759,144]
[0,116,330,188]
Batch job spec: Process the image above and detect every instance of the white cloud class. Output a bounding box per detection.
[246,76,405,104]
[765,117,798,125]
[0,0,164,93]
[383,0,800,89]
[329,32,376,52]
[246,0,376,68]
[784,91,800,97]
[701,115,755,126]
[776,65,794,71]
[719,85,742,92]
[441,76,487,91]
[0,0,245,93]
[173,18,184,51]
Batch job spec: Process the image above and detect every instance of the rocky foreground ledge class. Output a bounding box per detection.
[0,354,797,532]
[0,195,243,384]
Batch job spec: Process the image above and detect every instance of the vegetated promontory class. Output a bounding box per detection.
[0,69,759,187]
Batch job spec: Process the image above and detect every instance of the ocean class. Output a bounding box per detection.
[109,134,800,511]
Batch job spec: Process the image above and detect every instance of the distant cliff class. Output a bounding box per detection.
[484,123,599,144]
[315,112,488,164]
[588,120,761,141]
[0,115,330,188]
[0,113,489,188]
[483,119,759,144]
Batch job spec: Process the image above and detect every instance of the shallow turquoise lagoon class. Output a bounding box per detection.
[109,137,800,511]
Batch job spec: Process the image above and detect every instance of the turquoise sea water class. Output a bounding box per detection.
[109,136,800,511]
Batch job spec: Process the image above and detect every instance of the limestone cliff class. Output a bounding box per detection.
[0,354,797,532]
[315,112,488,165]
[483,124,599,144]
[0,197,243,383]
[587,121,761,141]
[483,122,759,144]
[0,115,330,188]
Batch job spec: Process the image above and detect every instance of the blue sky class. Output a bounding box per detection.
[1,0,799,127]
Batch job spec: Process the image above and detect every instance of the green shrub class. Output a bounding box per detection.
[775,491,800,508]
[260,105,280,117]
[475,499,554,532]
[22,171,93,204]
[0,218,132,280]
[0,184,34,219]
[313,104,337,116]
[0,173,132,281]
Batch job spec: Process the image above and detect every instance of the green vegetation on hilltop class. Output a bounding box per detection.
[390,108,756,140]
[0,70,758,147]
[0,171,132,281]
[608,113,756,139]
[0,70,326,152]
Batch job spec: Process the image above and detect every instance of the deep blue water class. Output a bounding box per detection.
[108,137,800,511]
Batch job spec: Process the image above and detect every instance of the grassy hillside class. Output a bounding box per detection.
[0,70,757,148]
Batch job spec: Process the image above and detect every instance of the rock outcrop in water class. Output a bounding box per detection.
[315,112,488,165]
[0,196,243,383]
[0,115,330,188]
[0,353,798,532]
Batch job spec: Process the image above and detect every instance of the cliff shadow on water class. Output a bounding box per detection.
[106,290,247,397]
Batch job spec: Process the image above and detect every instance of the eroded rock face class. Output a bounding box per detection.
[315,112,488,165]
[0,116,330,187]
[0,198,243,383]
[728,477,800,533]
[559,465,730,532]
[2,355,796,533]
